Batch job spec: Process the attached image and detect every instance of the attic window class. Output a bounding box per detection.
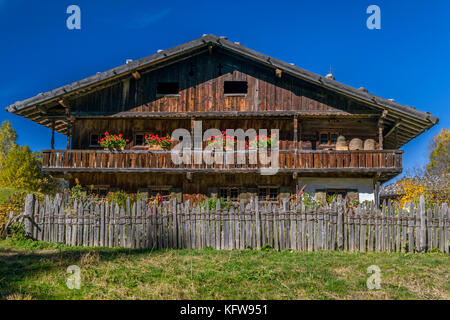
[157,82,179,95]
[224,81,248,95]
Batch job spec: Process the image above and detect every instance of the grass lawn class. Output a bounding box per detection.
[0,238,449,300]
[0,187,23,205]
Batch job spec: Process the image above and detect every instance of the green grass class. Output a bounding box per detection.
[0,238,449,300]
[0,187,23,205]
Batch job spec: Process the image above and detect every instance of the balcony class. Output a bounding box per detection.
[41,149,403,176]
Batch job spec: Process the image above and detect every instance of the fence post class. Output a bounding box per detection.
[337,197,343,250]
[24,194,36,238]
[418,195,426,253]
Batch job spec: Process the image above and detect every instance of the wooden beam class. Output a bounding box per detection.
[378,125,383,150]
[384,121,402,139]
[275,68,282,78]
[131,71,141,80]
[293,116,298,150]
[51,120,55,150]
[377,110,387,150]
[58,99,69,109]
[66,119,71,150]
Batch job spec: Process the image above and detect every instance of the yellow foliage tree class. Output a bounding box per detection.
[427,127,449,174]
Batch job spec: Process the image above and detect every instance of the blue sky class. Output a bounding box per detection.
[0,0,448,182]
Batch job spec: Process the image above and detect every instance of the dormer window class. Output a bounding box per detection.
[157,82,179,96]
[224,81,247,96]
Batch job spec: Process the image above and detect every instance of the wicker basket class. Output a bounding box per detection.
[349,138,363,150]
[363,139,376,150]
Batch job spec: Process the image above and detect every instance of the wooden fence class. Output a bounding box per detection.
[22,194,449,253]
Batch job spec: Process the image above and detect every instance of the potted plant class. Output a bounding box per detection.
[206,131,242,151]
[145,134,173,150]
[99,132,128,151]
[249,133,276,149]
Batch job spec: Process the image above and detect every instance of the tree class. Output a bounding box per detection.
[0,120,59,193]
[0,120,18,166]
[0,145,42,190]
[427,128,449,174]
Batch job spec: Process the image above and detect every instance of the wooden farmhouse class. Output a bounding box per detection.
[6,35,439,204]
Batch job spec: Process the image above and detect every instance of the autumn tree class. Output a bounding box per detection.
[0,120,18,167]
[427,127,449,174]
[0,120,58,192]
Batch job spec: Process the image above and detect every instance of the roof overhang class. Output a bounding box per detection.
[5,34,439,146]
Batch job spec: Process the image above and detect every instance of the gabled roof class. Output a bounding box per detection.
[5,34,438,145]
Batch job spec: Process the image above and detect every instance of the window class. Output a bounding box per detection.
[326,189,347,199]
[135,134,145,146]
[330,133,339,145]
[269,188,278,201]
[157,82,179,95]
[258,187,279,202]
[224,81,248,95]
[89,133,105,146]
[319,131,339,145]
[89,186,109,198]
[219,188,228,201]
[150,188,171,200]
[219,187,240,202]
[258,188,267,202]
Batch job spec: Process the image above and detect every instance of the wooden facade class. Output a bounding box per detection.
[7,35,438,203]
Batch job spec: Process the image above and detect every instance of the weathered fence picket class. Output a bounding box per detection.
[20,194,449,253]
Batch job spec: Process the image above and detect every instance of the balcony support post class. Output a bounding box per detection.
[293,116,298,150]
[378,110,387,150]
[66,119,71,150]
[51,120,55,150]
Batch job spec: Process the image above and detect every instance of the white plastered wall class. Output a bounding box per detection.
[297,177,375,202]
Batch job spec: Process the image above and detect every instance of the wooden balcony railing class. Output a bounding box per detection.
[41,149,403,173]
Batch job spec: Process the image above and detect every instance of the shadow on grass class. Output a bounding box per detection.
[0,241,169,299]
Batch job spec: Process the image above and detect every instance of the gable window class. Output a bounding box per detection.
[224,81,248,95]
[258,186,279,202]
[157,82,179,96]
[219,187,240,202]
